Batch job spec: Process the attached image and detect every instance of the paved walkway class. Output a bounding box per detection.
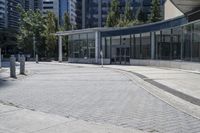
[104,65,200,118]
[106,65,200,100]
[0,103,142,133]
[0,62,200,133]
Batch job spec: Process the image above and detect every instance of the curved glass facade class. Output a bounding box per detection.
[63,15,200,64]
[101,19,200,63]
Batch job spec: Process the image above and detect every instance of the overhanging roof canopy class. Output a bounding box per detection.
[171,0,200,14]
[55,27,117,36]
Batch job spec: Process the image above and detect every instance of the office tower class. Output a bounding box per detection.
[42,0,58,16]
[0,0,6,29]
[59,0,76,26]
[34,0,42,10]
[23,0,42,11]
[43,0,76,26]
[78,0,165,29]
[6,0,22,29]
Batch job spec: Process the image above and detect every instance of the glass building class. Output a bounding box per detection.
[0,0,6,29]
[56,0,200,71]
[22,0,42,11]
[79,0,165,29]
[6,0,22,29]
[59,0,76,26]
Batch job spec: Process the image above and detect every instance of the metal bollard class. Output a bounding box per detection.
[10,55,16,78]
[20,55,25,75]
[36,54,39,64]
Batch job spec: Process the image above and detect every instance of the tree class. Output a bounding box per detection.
[124,0,133,22]
[44,12,58,58]
[106,0,120,27]
[18,7,46,56]
[150,0,161,22]
[63,12,71,31]
[117,0,144,27]
[0,28,18,55]
[117,19,141,27]
[137,8,148,22]
[62,12,72,58]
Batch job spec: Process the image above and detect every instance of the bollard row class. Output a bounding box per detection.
[10,55,26,78]
[20,55,25,75]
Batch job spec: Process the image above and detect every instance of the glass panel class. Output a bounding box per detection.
[130,35,134,59]
[88,33,95,58]
[73,34,80,58]
[160,29,171,60]
[141,32,151,59]
[172,27,182,60]
[155,31,161,59]
[101,37,111,58]
[121,35,131,63]
[79,33,88,58]
[68,35,73,58]
[183,25,192,61]
[192,22,200,62]
[135,34,141,59]
[111,36,121,63]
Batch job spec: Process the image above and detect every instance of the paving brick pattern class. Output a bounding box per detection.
[0,63,200,133]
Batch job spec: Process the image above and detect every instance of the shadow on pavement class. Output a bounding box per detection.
[2,61,19,68]
[0,79,10,88]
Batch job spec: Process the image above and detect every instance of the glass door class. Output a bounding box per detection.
[114,47,130,64]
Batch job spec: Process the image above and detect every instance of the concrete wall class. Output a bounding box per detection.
[164,0,184,20]
[130,59,200,72]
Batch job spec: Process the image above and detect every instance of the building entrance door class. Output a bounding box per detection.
[112,46,130,64]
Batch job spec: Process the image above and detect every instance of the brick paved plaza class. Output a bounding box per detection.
[0,62,200,132]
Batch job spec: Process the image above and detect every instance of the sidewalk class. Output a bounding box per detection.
[42,62,200,103]
[105,65,200,119]
[0,103,144,133]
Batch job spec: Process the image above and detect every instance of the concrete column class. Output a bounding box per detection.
[95,31,100,64]
[10,55,16,78]
[151,32,155,59]
[20,55,25,75]
[58,36,63,62]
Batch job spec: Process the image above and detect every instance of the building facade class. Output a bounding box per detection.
[56,0,200,71]
[0,0,6,29]
[43,0,76,26]
[6,0,22,29]
[59,0,76,26]
[0,0,42,29]
[43,0,60,18]
[78,0,165,29]
[23,0,42,11]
